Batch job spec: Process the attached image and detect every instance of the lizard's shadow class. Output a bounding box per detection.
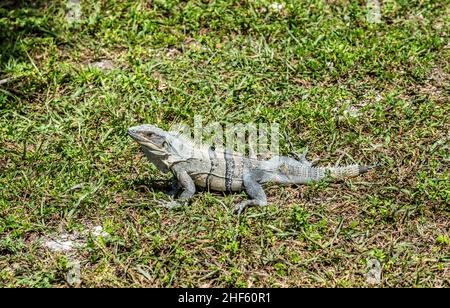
[130,178,172,194]
[130,178,239,197]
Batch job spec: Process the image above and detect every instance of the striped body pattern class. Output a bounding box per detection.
[188,147,245,192]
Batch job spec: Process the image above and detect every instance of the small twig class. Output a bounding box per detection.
[326,217,344,248]
[25,50,43,78]
[0,77,14,85]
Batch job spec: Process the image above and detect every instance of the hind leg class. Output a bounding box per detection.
[291,147,313,166]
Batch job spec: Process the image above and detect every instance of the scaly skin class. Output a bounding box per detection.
[128,124,376,214]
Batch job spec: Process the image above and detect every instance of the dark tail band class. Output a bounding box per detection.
[358,163,379,174]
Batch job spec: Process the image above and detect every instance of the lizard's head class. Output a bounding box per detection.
[128,124,170,154]
[128,124,194,173]
[128,124,176,173]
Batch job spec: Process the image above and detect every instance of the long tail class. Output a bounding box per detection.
[319,163,378,180]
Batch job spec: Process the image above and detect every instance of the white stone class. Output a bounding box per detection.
[44,239,74,252]
[366,0,381,24]
[66,0,82,23]
[66,260,81,286]
[366,259,382,285]
[268,2,285,13]
[91,60,114,70]
[90,226,109,238]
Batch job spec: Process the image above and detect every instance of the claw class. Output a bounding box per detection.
[300,146,309,161]
[293,146,309,162]
[234,202,246,216]
[294,147,315,167]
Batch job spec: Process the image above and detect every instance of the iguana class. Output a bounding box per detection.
[128,124,376,215]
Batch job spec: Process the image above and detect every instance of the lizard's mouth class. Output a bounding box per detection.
[128,127,150,143]
[128,133,146,144]
[128,127,166,152]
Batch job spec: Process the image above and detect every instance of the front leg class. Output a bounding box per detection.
[234,172,267,215]
[158,166,196,209]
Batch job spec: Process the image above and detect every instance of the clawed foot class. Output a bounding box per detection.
[299,146,309,162]
[153,198,185,209]
[233,200,264,216]
[234,202,248,216]
[294,147,311,165]
[295,147,320,166]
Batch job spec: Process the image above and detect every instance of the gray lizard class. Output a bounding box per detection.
[128,124,376,215]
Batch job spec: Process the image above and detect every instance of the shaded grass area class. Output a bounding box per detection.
[0,0,449,287]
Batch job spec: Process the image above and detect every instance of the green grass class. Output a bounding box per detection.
[0,0,449,287]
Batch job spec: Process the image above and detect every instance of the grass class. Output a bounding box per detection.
[0,0,449,287]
